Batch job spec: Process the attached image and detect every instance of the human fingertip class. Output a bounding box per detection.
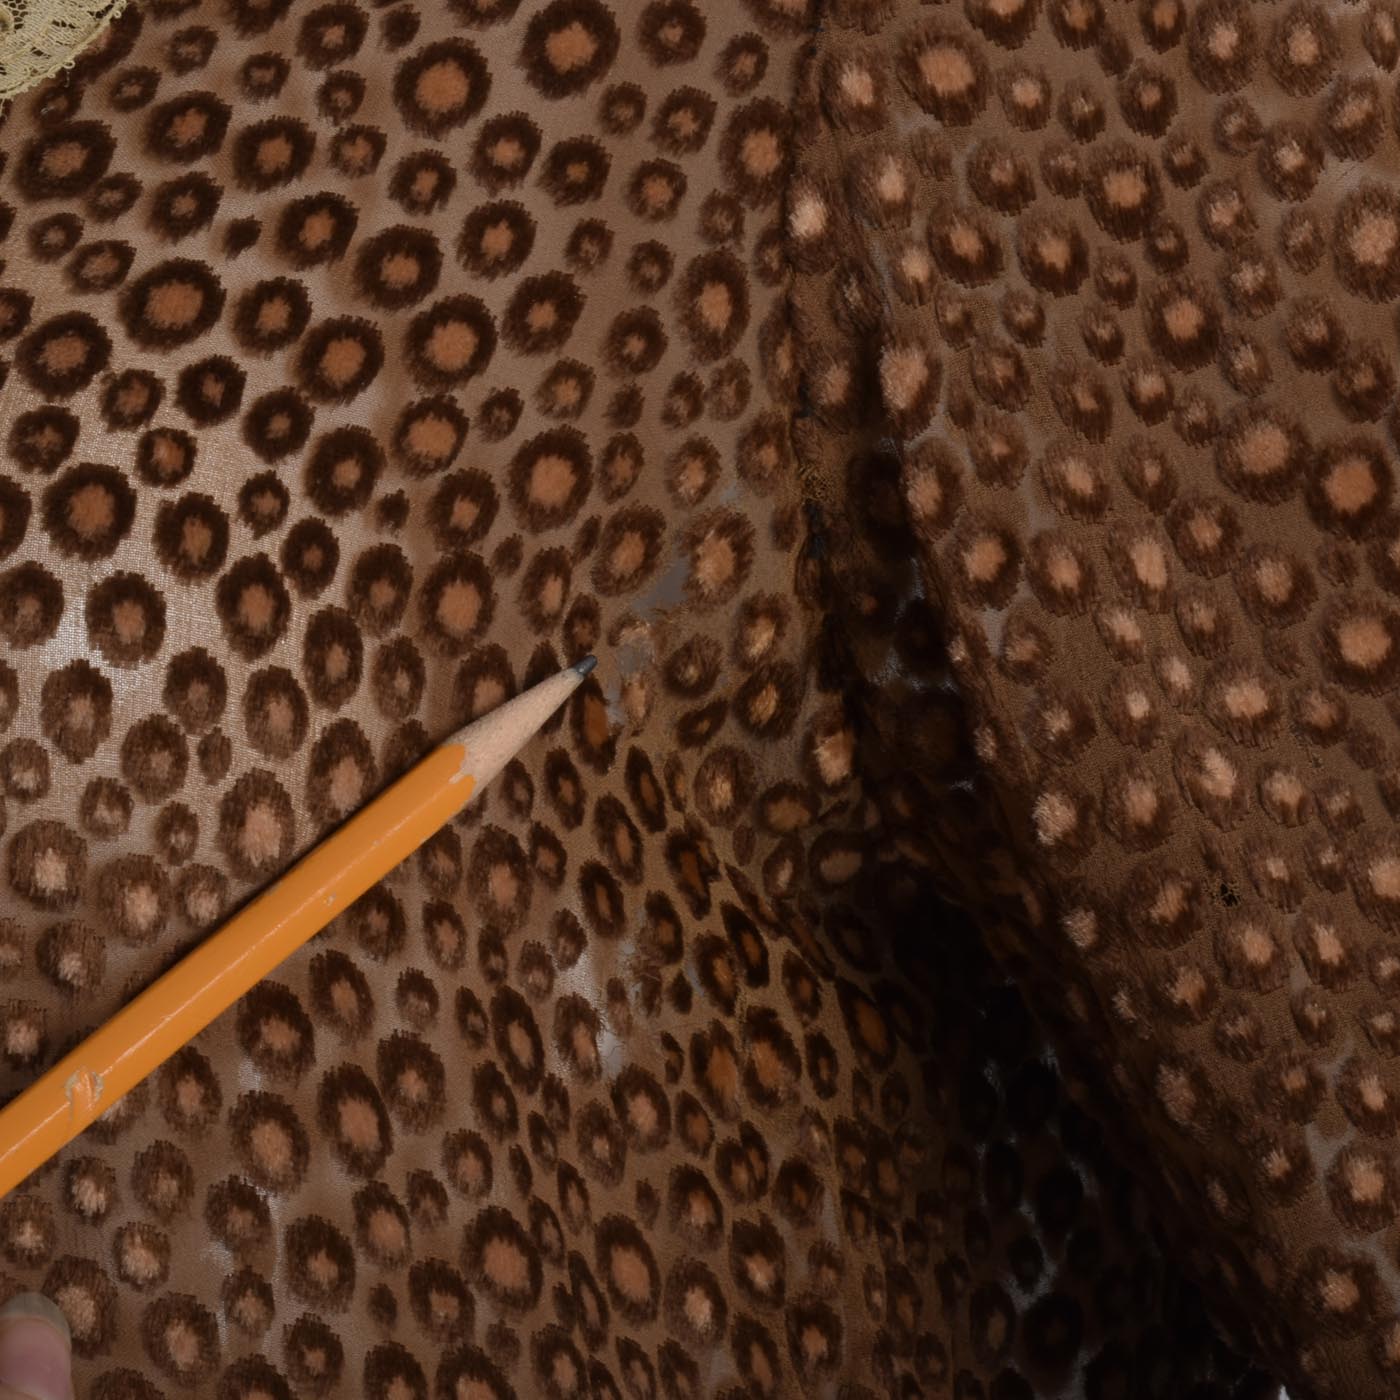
[0,1292,72,1400]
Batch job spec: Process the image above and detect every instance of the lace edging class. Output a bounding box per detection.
[0,0,126,100]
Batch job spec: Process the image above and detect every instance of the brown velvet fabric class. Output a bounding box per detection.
[0,0,1385,1393]
[787,0,1400,1391]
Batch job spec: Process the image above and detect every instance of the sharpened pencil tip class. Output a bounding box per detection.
[572,654,598,677]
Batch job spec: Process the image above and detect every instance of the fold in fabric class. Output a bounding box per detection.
[790,0,1400,1393]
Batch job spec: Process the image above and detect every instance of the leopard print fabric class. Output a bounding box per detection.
[790,0,1400,1393]
[0,0,1344,1393]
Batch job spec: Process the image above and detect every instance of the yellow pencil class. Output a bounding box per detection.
[0,656,597,1199]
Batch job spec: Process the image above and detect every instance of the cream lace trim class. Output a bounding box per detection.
[0,0,126,99]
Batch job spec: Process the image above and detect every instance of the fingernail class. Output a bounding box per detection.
[0,1293,72,1400]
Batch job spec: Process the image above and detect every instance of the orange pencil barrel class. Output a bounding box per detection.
[0,740,473,1199]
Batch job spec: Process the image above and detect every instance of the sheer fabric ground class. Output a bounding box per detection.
[0,0,1371,1394]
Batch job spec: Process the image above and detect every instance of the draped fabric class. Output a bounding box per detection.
[0,0,1391,1394]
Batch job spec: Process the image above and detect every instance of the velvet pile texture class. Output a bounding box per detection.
[0,0,1398,1393]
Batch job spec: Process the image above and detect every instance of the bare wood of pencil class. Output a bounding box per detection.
[0,656,599,1200]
